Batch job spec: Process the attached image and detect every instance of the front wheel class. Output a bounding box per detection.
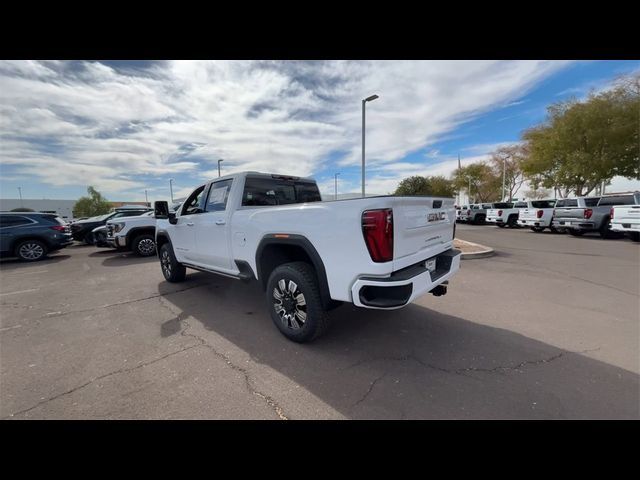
[266,262,330,343]
[84,232,95,245]
[159,243,186,282]
[15,240,48,261]
[133,234,156,256]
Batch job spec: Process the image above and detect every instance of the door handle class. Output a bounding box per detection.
[186,222,194,226]
[215,219,226,225]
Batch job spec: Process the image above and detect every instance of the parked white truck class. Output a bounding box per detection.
[154,172,461,342]
[517,199,557,232]
[609,192,640,242]
[486,201,527,228]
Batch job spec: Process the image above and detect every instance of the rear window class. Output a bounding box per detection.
[513,202,527,208]
[598,195,634,206]
[242,177,321,206]
[556,199,578,208]
[584,197,600,207]
[531,200,556,208]
[493,202,513,208]
[482,204,492,209]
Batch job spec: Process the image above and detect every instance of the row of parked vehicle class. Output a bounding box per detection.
[0,202,184,262]
[456,191,640,241]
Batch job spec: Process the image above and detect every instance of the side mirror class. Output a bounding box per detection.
[154,201,169,219]
[155,201,178,224]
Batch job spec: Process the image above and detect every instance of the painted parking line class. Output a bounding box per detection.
[0,288,40,297]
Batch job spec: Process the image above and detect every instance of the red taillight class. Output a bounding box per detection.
[584,208,593,219]
[362,209,393,263]
[50,225,66,232]
[466,209,471,216]
[498,210,503,217]
[536,210,544,219]
[610,207,614,219]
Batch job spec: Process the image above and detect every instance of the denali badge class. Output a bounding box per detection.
[427,212,446,222]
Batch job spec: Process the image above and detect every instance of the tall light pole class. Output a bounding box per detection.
[362,94,379,198]
[18,187,23,207]
[467,176,472,203]
[218,159,224,178]
[501,157,506,201]
[334,173,340,200]
[169,179,174,203]
[145,189,149,206]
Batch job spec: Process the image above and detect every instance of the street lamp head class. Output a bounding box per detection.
[364,94,379,102]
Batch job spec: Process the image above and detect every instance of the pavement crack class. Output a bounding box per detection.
[159,297,288,420]
[352,372,388,408]
[2,342,202,419]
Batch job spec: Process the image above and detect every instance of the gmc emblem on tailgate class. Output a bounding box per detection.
[427,212,446,222]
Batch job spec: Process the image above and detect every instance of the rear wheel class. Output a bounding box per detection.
[507,216,518,228]
[159,243,186,282]
[531,227,545,233]
[630,232,640,242]
[497,223,506,228]
[15,239,47,262]
[568,229,584,237]
[549,225,559,233]
[133,234,156,256]
[266,262,330,343]
[599,219,612,239]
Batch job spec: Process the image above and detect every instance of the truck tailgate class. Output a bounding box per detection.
[554,207,585,220]
[519,208,540,221]
[391,197,455,271]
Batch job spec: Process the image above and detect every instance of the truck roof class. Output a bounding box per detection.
[210,171,317,184]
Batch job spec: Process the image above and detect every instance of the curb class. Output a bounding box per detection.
[460,249,495,259]
[455,239,495,260]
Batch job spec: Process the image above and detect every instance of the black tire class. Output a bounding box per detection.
[84,232,95,245]
[159,243,186,282]
[94,231,107,247]
[531,227,545,233]
[133,234,156,256]
[568,229,584,237]
[266,261,330,343]
[599,219,612,239]
[630,232,640,242]
[15,239,48,262]
[476,214,486,225]
[549,225,559,233]
[507,216,518,228]
[497,223,506,228]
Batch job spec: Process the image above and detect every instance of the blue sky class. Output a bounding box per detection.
[1,60,638,202]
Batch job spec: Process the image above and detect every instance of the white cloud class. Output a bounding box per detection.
[0,60,573,196]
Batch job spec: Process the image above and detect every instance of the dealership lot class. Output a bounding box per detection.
[1,226,638,419]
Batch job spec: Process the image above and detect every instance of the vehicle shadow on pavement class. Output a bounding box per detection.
[87,250,157,267]
[0,254,71,269]
[159,273,640,419]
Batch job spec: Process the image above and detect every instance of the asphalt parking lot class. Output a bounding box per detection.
[1,226,638,419]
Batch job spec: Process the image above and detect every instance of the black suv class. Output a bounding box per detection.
[0,213,73,261]
[70,207,151,244]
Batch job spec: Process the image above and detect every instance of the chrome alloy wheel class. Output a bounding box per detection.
[273,279,307,330]
[138,238,156,255]
[19,242,44,260]
[161,249,172,278]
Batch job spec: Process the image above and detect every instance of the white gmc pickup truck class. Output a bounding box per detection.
[154,172,461,342]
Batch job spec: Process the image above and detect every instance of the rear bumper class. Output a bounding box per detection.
[610,220,640,232]
[518,219,551,227]
[351,249,461,310]
[486,217,503,224]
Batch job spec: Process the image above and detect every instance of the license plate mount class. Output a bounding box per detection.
[425,258,437,273]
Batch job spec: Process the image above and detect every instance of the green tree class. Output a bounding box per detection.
[522,73,640,197]
[394,175,455,197]
[451,162,502,203]
[73,186,112,217]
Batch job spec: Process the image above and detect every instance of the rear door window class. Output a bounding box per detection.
[598,195,634,206]
[531,200,556,208]
[0,215,32,227]
[584,197,600,207]
[513,202,528,208]
[242,176,321,206]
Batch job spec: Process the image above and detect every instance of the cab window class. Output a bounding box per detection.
[205,179,233,212]
[182,185,206,215]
